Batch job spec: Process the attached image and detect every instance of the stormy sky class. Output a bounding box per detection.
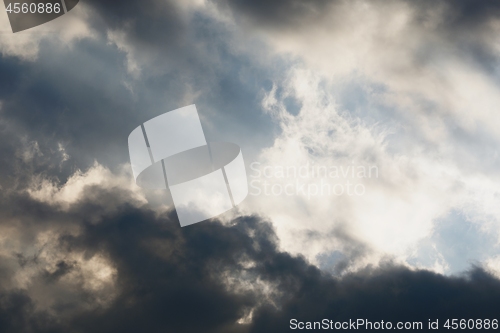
[1,0,500,331]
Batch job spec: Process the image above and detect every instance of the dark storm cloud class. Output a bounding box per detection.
[0,0,499,182]
[0,292,60,333]
[1,184,500,332]
[250,266,500,332]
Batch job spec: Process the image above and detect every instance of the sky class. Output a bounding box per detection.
[1,0,500,331]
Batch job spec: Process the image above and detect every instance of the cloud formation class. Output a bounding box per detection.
[1,167,500,332]
[2,0,500,330]
[213,0,500,273]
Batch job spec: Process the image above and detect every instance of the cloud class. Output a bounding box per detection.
[249,264,500,333]
[2,1,500,330]
[198,0,500,273]
[0,0,278,184]
[26,162,146,211]
[214,0,332,29]
[241,66,500,275]
[2,0,499,275]
[217,0,500,142]
[1,163,500,332]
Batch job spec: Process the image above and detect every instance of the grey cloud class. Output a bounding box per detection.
[217,0,500,73]
[0,292,61,333]
[216,0,500,30]
[1,180,500,332]
[0,0,278,183]
[213,0,332,29]
[425,0,500,29]
[249,265,500,333]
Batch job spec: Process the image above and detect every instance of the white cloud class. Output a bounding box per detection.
[203,0,500,274]
[255,0,500,144]
[242,67,500,274]
[27,161,147,211]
